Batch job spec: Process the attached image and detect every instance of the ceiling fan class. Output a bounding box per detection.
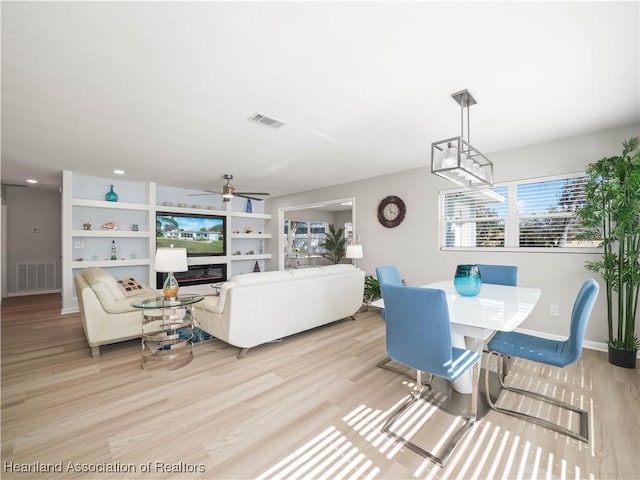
[190,174,270,202]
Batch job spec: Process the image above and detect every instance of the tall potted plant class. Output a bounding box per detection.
[320,224,346,264]
[577,136,640,368]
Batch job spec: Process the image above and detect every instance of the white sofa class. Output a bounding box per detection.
[194,264,366,357]
[74,267,158,357]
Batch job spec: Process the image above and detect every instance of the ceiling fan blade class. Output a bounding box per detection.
[188,190,221,196]
[235,193,268,201]
[188,176,268,201]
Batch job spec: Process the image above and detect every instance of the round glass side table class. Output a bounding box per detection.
[131,295,204,370]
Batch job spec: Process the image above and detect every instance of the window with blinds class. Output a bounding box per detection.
[441,174,598,250]
[284,220,330,255]
[443,187,508,247]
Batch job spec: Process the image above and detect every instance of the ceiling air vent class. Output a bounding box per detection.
[247,112,286,129]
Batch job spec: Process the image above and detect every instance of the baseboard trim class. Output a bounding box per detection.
[61,307,79,315]
[515,327,640,359]
[7,288,61,297]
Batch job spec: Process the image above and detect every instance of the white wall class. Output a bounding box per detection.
[266,124,640,347]
[285,208,339,224]
[4,185,62,295]
[1,203,6,300]
[334,210,353,231]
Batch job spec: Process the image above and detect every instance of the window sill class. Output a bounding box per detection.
[441,247,602,254]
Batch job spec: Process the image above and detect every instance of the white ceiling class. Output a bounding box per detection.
[2,1,639,197]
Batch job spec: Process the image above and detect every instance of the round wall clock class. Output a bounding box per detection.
[377,195,406,228]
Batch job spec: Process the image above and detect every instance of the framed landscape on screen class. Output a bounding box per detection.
[156,212,226,256]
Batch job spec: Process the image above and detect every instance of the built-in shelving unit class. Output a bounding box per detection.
[229,212,271,219]
[156,205,227,216]
[230,254,271,261]
[71,259,151,268]
[71,230,150,237]
[230,233,271,239]
[62,172,272,314]
[71,199,150,210]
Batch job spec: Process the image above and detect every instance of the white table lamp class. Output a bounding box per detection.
[346,244,363,267]
[154,247,188,299]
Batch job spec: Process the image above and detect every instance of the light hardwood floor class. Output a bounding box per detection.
[1,294,639,479]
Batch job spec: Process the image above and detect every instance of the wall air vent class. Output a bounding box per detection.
[247,112,286,129]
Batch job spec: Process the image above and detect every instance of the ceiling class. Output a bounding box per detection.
[2,1,638,197]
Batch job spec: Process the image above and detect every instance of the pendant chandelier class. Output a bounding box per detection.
[431,89,494,188]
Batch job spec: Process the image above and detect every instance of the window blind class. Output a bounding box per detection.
[441,175,598,250]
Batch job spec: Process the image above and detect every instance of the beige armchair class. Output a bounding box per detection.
[74,267,157,357]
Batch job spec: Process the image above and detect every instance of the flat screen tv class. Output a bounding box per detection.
[156,212,226,256]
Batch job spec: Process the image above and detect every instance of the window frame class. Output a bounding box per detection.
[284,220,331,256]
[439,172,601,253]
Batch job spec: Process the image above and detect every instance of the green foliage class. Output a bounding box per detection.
[364,276,381,302]
[156,237,224,254]
[157,216,179,231]
[319,224,346,264]
[577,137,640,351]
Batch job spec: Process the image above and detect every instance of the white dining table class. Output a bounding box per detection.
[372,280,541,394]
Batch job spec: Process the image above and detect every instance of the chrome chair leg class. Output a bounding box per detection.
[485,351,589,443]
[382,364,478,468]
[377,357,433,385]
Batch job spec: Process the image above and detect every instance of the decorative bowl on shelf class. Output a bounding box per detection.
[162,202,173,207]
[178,203,187,208]
[191,204,201,209]
[102,222,118,230]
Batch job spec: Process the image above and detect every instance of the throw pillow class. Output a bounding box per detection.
[117,278,146,297]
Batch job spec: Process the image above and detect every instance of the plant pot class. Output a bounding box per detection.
[608,344,637,369]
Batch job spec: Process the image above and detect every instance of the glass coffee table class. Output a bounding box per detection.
[131,295,204,370]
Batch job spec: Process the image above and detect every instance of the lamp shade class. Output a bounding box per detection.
[346,244,363,259]
[154,247,188,273]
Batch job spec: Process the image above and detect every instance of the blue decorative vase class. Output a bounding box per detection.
[105,185,118,202]
[454,264,482,296]
[246,199,253,213]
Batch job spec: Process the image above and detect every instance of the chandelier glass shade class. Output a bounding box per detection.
[431,89,494,188]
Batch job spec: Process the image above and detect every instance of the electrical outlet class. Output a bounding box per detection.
[549,304,559,316]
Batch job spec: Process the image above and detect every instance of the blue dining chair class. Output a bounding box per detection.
[477,264,518,361]
[376,265,403,289]
[485,278,599,443]
[478,264,518,286]
[376,265,403,322]
[375,266,414,379]
[379,283,481,467]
